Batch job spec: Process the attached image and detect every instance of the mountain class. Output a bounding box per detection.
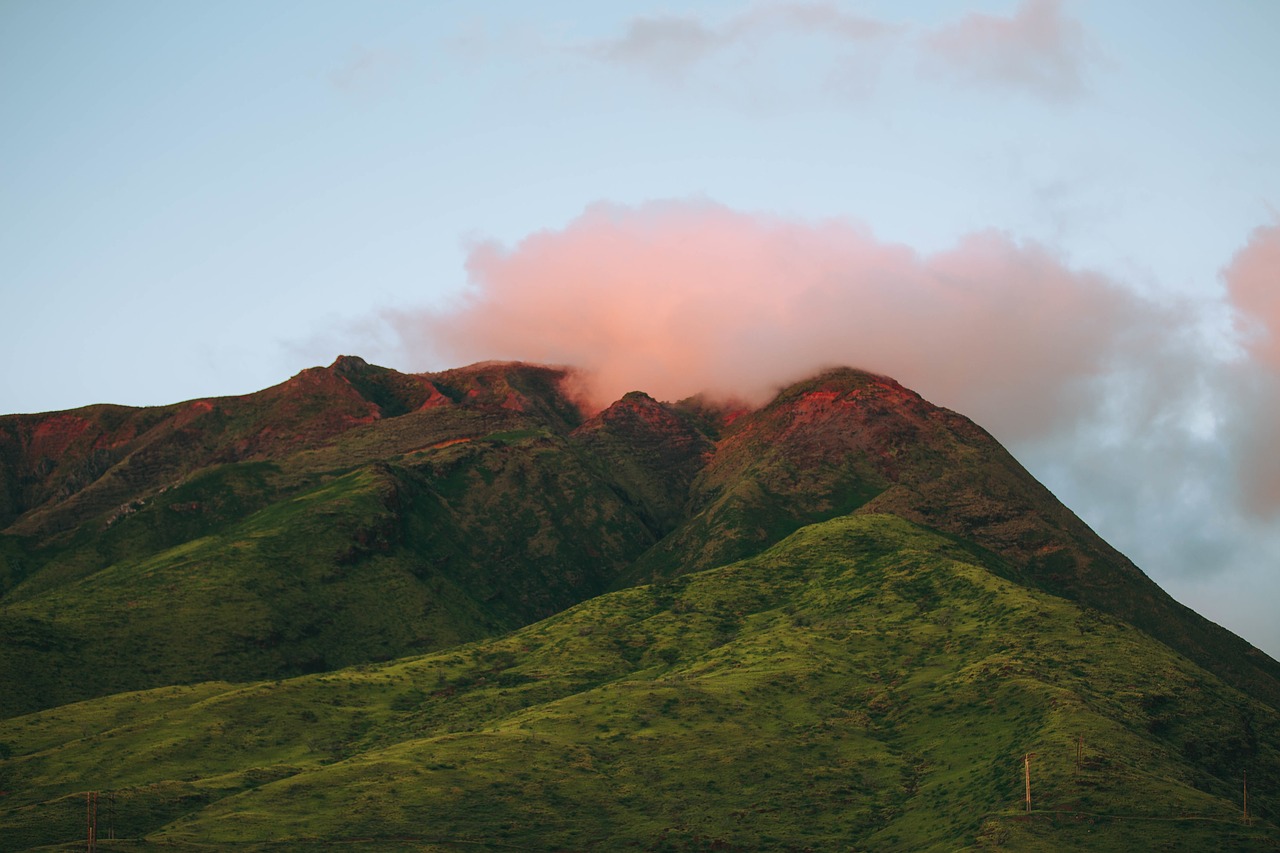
[1,358,1277,850]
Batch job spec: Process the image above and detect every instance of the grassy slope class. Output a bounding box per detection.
[2,515,1275,851]
[0,422,659,717]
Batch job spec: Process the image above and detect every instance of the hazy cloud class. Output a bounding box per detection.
[592,15,721,77]
[585,3,899,84]
[582,1,1098,103]
[923,0,1094,102]
[733,3,898,44]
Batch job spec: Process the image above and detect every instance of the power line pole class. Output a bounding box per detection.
[1024,753,1037,814]
[86,790,97,852]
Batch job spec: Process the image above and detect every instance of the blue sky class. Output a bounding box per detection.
[3,1,1280,655]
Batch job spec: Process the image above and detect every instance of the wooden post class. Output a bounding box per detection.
[1244,770,1249,823]
[1076,735,1083,770]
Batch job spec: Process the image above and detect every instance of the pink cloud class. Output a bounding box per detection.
[397,199,1155,442]
[923,0,1093,101]
[1226,222,1280,369]
[1223,222,1280,513]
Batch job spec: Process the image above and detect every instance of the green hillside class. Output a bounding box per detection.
[3,359,1279,850]
[1,515,1275,850]
[0,361,669,716]
[0,424,662,717]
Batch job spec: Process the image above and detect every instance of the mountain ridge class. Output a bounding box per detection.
[2,356,1278,848]
[3,357,1277,714]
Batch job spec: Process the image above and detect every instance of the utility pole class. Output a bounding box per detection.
[1024,753,1037,814]
[86,790,97,852]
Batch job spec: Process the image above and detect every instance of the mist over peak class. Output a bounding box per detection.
[394,200,1158,437]
[383,201,1280,656]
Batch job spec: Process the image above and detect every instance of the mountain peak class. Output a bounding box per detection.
[318,355,445,418]
[770,366,919,408]
[327,354,371,375]
[619,389,659,404]
[423,361,585,431]
[572,392,714,536]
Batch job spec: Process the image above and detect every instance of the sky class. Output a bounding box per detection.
[3,1,1279,655]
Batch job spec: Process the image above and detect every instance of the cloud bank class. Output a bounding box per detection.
[398,199,1159,437]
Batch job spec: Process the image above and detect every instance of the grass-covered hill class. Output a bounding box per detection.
[2,515,1276,850]
[0,359,675,716]
[2,358,1279,849]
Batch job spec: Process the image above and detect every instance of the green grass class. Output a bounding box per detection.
[2,515,1275,850]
